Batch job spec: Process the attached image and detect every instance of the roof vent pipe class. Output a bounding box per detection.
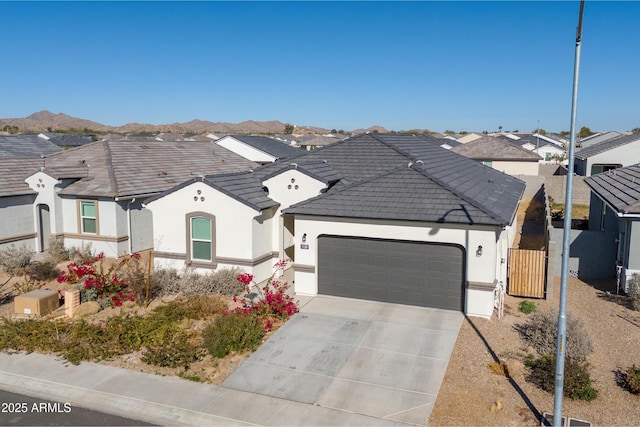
[416,160,424,165]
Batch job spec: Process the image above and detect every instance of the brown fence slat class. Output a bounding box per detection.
[508,249,546,298]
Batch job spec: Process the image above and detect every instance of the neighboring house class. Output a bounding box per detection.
[215,135,305,164]
[8,139,256,256]
[295,135,341,151]
[514,135,567,164]
[0,135,62,157]
[146,133,525,318]
[584,163,640,291]
[451,136,542,175]
[0,158,44,251]
[456,132,484,143]
[38,133,94,148]
[575,133,640,176]
[578,131,623,148]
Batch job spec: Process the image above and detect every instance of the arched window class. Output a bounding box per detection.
[186,212,216,266]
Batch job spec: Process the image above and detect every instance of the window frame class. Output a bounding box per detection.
[186,212,216,267]
[77,200,99,235]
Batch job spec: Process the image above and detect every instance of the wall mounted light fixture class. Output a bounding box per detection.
[476,245,483,257]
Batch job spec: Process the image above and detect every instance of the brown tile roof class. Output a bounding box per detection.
[0,158,42,197]
[451,136,542,161]
[44,140,257,198]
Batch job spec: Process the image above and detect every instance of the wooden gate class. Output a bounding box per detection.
[508,249,546,298]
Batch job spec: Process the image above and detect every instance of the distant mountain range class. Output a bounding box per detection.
[0,111,389,135]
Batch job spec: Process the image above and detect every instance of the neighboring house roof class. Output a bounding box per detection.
[296,136,340,147]
[579,131,623,148]
[456,133,484,143]
[42,140,256,198]
[226,135,304,159]
[575,133,640,160]
[515,135,566,151]
[254,159,342,185]
[0,135,63,158]
[0,158,42,197]
[451,136,542,161]
[585,163,640,215]
[283,133,525,226]
[41,133,94,148]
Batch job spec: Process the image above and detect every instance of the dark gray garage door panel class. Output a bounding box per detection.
[318,236,464,311]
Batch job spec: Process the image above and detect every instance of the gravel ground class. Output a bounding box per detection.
[428,276,640,426]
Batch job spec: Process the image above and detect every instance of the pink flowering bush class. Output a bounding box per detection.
[57,252,138,308]
[229,259,299,331]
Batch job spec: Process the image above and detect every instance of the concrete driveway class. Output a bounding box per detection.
[222,296,463,426]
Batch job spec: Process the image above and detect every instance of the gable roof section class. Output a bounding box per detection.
[284,164,521,226]
[253,159,342,185]
[451,136,542,161]
[515,135,565,151]
[585,163,640,214]
[0,135,63,158]
[0,158,42,197]
[227,135,304,159]
[575,133,640,160]
[144,172,279,212]
[44,140,256,198]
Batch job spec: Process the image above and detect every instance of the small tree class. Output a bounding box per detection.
[444,130,455,135]
[632,127,640,134]
[533,128,547,135]
[579,126,593,138]
[283,124,294,134]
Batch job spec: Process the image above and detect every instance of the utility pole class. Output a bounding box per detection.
[553,1,585,425]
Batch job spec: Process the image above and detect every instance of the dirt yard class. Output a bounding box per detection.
[430,194,640,426]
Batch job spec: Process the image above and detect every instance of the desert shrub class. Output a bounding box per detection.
[623,365,640,395]
[0,244,34,274]
[120,253,155,305]
[25,259,60,281]
[525,354,598,401]
[150,295,226,322]
[47,236,69,263]
[141,334,204,368]
[68,242,95,264]
[230,260,299,325]
[57,252,137,307]
[202,312,265,358]
[153,267,245,297]
[516,308,594,361]
[518,300,537,314]
[628,273,640,311]
[488,361,510,377]
[13,275,46,295]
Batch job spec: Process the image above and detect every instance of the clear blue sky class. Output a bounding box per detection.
[2,1,638,133]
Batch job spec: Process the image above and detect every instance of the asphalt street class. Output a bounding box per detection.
[0,390,153,426]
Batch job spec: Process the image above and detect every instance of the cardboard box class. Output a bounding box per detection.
[14,289,59,318]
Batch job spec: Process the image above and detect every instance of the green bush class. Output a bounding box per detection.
[0,244,34,274]
[525,354,598,401]
[202,312,265,358]
[516,308,594,361]
[624,365,640,395]
[518,300,537,314]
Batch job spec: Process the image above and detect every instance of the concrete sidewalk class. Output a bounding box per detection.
[0,351,407,426]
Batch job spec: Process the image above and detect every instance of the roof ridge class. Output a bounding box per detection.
[103,141,119,197]
[412,162,515,226]
[367,133,417,161]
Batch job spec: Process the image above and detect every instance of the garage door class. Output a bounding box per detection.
[318,236,465,311]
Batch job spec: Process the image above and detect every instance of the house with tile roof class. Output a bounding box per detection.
[511,135,567,164]
[451,136,542,175]
[0,158,46,251]
[145,133,525,318]
[575,133,640,176]
[215,135,305,164]
[585,163,640,291]
[1,139,256,255]
[0,135,63,158]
